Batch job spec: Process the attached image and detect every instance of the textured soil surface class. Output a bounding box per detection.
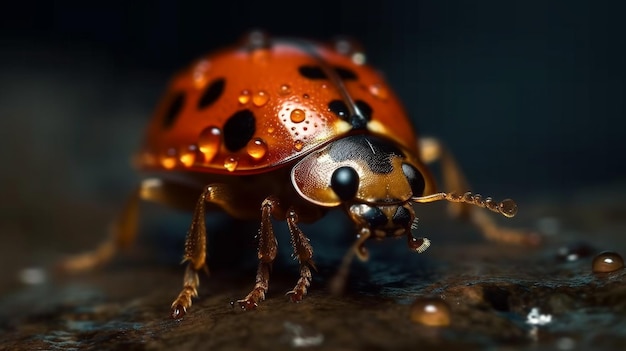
[1,186,625,351]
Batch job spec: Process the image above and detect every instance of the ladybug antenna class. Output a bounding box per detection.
[411,191,517,218]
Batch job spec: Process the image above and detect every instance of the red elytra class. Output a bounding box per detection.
[137,36,423,176]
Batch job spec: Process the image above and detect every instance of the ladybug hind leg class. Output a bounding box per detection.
[58,178,199,272]
[57,187,140,272]
[419,137,540,246]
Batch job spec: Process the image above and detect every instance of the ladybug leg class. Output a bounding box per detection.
[329,227,371,295]
[58,178,200,272]
[419,137,470,218]
[170,183,235,319]
[419,138,540,246]
[285,207,316,302]
[57,186,141,272]
[236,196,280,311]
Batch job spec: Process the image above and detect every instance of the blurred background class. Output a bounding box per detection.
[0,0,624,293]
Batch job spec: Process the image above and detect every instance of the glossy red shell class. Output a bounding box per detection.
[137,39,420,175]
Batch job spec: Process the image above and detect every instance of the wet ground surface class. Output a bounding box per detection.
[0,185,625,351]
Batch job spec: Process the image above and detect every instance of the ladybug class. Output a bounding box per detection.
[61,32,536,319]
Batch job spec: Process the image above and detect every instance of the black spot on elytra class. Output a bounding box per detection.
[334,66,358,80]
[346,100,372,129]
[298,65,359,81]
[299,65,327,79]
[328,135,404,174]
[223,109,256,152]
[328,100,349,119]
[355,100,372,121]
[198,78,226,109]
[162,92,185,128]
[349,116,366,129]
[329,99,372,130]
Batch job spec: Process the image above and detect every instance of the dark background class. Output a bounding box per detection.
[0,0,624,288]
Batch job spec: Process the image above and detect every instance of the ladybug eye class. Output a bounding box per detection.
[402,163,425,196]
[331,166,360,201]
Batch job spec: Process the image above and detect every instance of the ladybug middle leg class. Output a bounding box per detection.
[235,196,280,310]
[236,201,317,309]
[419,137,540,246]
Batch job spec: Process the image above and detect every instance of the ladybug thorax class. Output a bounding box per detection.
[291,135,426,207]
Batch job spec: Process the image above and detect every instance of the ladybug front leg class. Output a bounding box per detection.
[419,137,540,245]
[285,207,316,302]
[235,196,279,310]
[169,184,222,319]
